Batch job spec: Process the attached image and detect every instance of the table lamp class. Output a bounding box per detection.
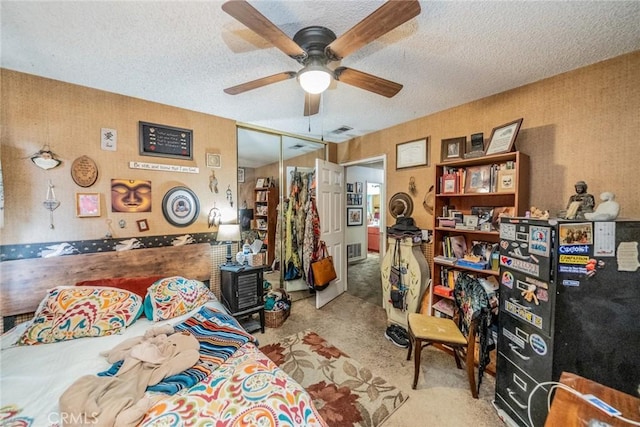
[217,224,241,265]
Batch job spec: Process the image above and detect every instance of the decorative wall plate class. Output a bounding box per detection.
[71,155,98,187]
[162,186,200,227]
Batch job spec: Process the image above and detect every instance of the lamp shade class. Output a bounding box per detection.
[217,224,241,242]
[298,63,332,94]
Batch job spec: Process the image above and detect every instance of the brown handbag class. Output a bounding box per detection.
[311,241,337,291]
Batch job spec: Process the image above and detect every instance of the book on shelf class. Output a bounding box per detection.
[433,285,454,298]
[432,298,455,317]
[434,255,457,265]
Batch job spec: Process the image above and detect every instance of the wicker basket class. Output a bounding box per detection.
[264,288,291,328]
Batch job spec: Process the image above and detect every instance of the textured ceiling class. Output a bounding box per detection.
[2,1,640,145]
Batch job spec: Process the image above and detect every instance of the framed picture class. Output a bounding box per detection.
[76,193,100,217]
[396,137,429,169]
[238,167,245,183]
[347,183,354,192]
[161,186,200,227]
[464,165,492,193]
[206,153,221,168]
[497,169,517,192]
[485,118,523,155]
[139,121,193,160]
[347,207,363,226]
[136,219,149,232]
[355,182,363,193]
[465,132,484,158]
[441,137,465,162]
[256,178,265,188]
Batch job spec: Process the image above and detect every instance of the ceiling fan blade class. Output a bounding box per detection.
[304,93,320,116]
[326,0,420,61]
[222,1,306,60]
[334,67,402,98]
[224,72,296,95]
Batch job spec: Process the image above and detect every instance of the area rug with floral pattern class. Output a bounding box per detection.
[260,330,408,427]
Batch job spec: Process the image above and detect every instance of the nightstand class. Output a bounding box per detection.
[219,264,265,333]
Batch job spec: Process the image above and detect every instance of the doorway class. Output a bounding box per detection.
[343,156,386,307]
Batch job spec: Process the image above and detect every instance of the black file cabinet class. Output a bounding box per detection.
[220,264,265,333]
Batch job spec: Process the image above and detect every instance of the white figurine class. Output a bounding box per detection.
[584,192,619,221]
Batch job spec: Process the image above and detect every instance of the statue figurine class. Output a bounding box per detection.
[585,192,620,221]
[564,180,595,219]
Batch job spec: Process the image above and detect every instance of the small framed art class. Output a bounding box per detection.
[136,219,149,232]
[238,167,245,183]
[76,193,100,217]
[206,153,221,168]
[347,207,363,226]
[396,137,428,169]
[464,165,492,193]
[485,118,523,155]
[441,137,465,162]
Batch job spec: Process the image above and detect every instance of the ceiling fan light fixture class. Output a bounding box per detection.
[298,63,332,94]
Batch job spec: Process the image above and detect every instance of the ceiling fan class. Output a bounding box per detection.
[222,0,421,116]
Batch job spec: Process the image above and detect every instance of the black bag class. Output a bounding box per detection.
[389,239,406,310]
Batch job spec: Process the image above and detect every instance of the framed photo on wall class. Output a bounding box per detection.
[136,219,149,232]
[396,137,429,169]
[139,121,193,160]
[347,207,363,226]
[76,193,100,217]
[238,167,245,183]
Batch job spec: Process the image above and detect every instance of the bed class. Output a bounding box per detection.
[0,244,325,426]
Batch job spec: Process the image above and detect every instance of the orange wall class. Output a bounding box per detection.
[337,51,640,230]
[2,51,639,247]
[1,70,238,245]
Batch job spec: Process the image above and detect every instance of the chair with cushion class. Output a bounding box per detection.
[406,272,494,398]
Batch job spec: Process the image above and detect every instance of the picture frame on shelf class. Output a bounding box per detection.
[396,137,429,169]
[255,178,265,188]
[464,165,492,193]
[485,118,523,155]
[465,133,485,158]
[497,169,517,192]
[347,207,363,226]
[442,173,458,194]
[76,193,100,217]
[441,137,465,162]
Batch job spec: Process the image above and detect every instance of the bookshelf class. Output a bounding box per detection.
[253,186,277,267]
[431,151,530,318]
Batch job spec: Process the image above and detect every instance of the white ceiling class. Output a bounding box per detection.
[2,1,639,144]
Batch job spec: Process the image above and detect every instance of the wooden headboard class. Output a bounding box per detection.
[0,243,213,317]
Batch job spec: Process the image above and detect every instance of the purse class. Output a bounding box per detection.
[311,241,337,291]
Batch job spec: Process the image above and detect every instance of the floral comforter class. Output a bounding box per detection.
[140,342,326,426]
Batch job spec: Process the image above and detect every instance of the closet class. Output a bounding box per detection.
[236,127,326,291]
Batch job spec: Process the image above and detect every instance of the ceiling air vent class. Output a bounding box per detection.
[331,126,353,135]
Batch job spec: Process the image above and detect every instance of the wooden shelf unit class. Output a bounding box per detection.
[253,186,277,267]
[430,151,530,318]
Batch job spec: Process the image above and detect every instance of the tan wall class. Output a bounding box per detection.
[338,51,640,230]
[1,70,238,245]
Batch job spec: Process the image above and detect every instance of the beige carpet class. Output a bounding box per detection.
[257,292,503,427]
[261,330,408,427]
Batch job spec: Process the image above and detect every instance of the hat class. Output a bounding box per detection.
[389,192,413,218]
[388,216,421,233]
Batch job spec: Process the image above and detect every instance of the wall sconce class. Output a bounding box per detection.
[216,223,241,265]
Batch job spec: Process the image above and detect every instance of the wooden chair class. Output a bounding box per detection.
[406,312,481,397]
[406,273,491,398]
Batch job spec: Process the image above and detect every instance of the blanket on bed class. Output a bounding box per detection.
[60,307,258,426]
[98,306,256,395]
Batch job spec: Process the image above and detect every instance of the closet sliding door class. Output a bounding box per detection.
[236,127,326,292]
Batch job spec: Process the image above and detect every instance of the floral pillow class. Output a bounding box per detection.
[17,286,144,345]
[144,276,214,321]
